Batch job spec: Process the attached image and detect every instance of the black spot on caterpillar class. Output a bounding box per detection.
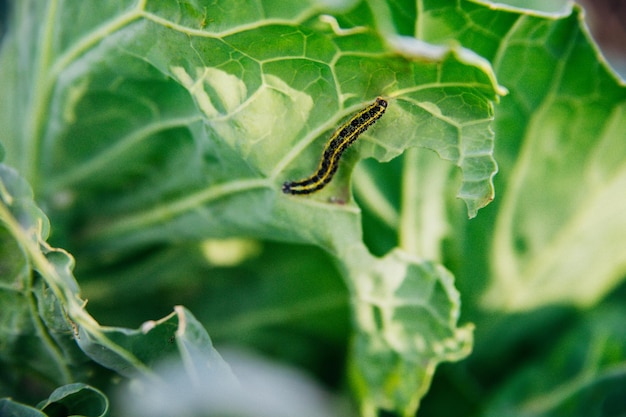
[282,97,387,195]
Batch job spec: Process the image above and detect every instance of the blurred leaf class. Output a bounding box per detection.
[118,349,340,417]
[412,2,626,411]
[38,383,108,417]
[483,305,626,417]
[480,0,570,13]
[468,3,625,310]
[405,1,626,310]
[0,383,108,417]
[0,399,47,417]
[78,240,352,390]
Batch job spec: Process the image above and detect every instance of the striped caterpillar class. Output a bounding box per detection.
[282,97,387,195]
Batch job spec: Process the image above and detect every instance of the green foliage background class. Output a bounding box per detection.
[1,0,625,416]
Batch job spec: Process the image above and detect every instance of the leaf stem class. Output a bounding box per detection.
[22,0,59,187]
[86,178,271,242]
[48,115,204,191]
[353,165,399,230]
[21,2,146,192]
[398,148,451,261]
[0,200,72,381]
[399,147,421,256]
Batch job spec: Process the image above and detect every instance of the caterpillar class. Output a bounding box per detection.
[282,97,388,195]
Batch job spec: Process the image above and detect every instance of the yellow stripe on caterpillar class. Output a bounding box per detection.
[282,97,387,195]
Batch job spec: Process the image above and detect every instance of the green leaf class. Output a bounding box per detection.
[77,306,231,381]
[0,164,81,394]
[0,162,232,409]
[483,305,626,417]
[0,399,47,417]
[0,383,109,417]
[38,383,108,417]
[348,249,473,416]
[9,0,623,415]
[440,3,626,311]
[1,0,500,241]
